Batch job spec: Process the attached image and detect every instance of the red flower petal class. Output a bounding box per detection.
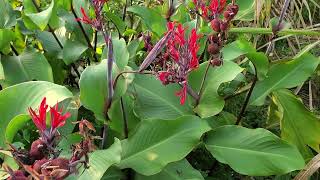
[28,97,48,132]
[50,103,71,130]
[175,82,187,105]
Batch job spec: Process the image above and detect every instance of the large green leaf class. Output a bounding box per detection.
[23,0,54,30]
[0,81,73,147]
[246,52,269,80]
[78,138,122,180]
[118,116,211,175]
[249,53,320,106]
[5,114,30,144]
[105,12,126,35]
[119,116,210,175]
[205,125,305,176]
[132,75,193,120]
[0,29,15,52]
[108,95,140,137]
[135,159,204,180]
[273,89,320,159]
[189,61,243,118]
[1,52,54,87]
[79,60,133,121]
[35,30,65,58]
[0,0,16,28]
[234,0,255,21]
[62,39,88,65]
[127,6,167,37]
[113,38,129,70]
[222,40,255,61]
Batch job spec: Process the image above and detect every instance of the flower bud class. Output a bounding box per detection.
[207,43,220,54]
[210,19,221,32]
[211,58,223,66]
[208,34,219,43]
[220,21,228,31]
[228,4,239,15]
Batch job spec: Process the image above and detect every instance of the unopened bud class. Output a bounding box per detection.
[207,43,220,54]
[220,21,228,31]
[211,58,223,67]
[210,19,221,32]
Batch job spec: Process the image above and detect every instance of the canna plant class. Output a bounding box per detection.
[0,0,320,179]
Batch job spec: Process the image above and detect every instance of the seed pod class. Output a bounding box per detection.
[223,10,231,20]
[228,4,239,15]
[210,19,221,32]
[211,58,223,67]
[220,21,228,31]
[208,34,219,43]
[207,43,220,54]
[29,139,47,160]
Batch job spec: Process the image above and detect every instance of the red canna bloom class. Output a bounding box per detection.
[50,103,71,130]
[76,7,93,24]
[209,0,227,15]
[189,29,201,69]
[175,82,187,105]
[28,98,48,132]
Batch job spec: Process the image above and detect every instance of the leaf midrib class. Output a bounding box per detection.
[207,145,295,161]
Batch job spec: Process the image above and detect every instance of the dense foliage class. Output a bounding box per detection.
[0,0,320,179]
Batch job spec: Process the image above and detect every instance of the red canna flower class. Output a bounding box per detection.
[76,7,93,24]
[209,0,227,15]
[175,82,187,105]
[188,29,201,69]
[28,98,48,132]
[158,71,172,85]
[50,103,71,130]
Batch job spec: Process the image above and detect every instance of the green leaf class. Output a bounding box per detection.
[109,95,140,137]
[0,0,16,28]
[24,0,55,30]
[35,30,64,58]
[0,59,4,80]
[205,125,305,176]
[113,38,129,70]
[250,53,320,106]
[79,60,133,121]
[246,52,269,80]
[79,138,122,180]
[135,159,204,180]
[189,61,243,118]
[234,0,255,21]
[106,12,126,35]
[205,111,236,129]
[118,116,211,175]
[1,52,54,86]
[5,114,30,143]
[133,74,193,120]
[0,29,15,52]
[0,81,73,147]
[62,40,88,65]
[101,167,125,180]
[273,89,320,159]
[222,40,255,61]
[127,6,167,37]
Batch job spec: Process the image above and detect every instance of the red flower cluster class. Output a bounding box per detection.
[28,97,70,135]
[157,22,201,105]
[76,0,108,30]
[6,98,96,179]
[193,0,227,20]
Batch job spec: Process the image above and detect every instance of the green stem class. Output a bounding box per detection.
[229,27,320,36]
